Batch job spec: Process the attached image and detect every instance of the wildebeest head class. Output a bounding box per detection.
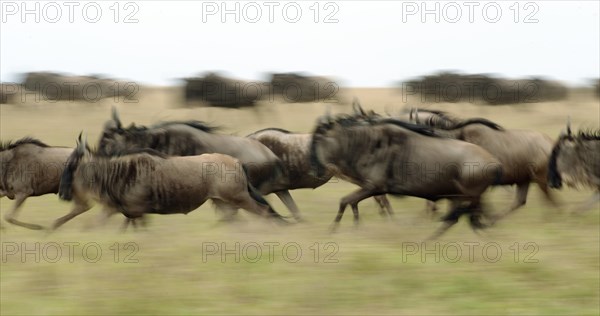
[59,132,89,201]
[97,108,149,156]
[310,109,375,178]
[309,110,341,178]
[97,107,125,155]
[351,98,382,121]
[548,118,576,189]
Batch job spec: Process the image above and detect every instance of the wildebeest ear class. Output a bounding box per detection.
[111,106,122,130]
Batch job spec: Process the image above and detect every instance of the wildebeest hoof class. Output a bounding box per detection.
[328,222,340,234]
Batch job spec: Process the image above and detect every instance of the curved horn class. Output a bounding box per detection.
[83,133,89,151]
[558,128,566,138]
[409,108,414,121]
[415,108,421,124]
[352,97,366,116]
[566,116,572,136]
[384,105,392,117]
[76,131,85,153]
[325,104,332,121]
[112,106,122,129]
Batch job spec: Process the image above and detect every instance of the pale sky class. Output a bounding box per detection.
[1,0,599,86]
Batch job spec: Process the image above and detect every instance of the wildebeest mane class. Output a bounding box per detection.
[413,109,505,131]
[414,108,450,116]
[152,120,219,133]
[451,118,505,131]
[577,129,600,141]
[106,147,169,158]
[377,118,440,137]
[0,137,49,151]
[246,127,293,137]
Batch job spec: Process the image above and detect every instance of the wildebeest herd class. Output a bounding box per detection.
[1,101,598,239]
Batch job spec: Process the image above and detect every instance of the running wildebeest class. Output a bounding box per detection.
[0,137,72,229]
[405,108,558,222]
[247,127,394,220]
[310,113,503,238]
[97,108,302,221]
[55,134,286,229]
[548,121,600,213]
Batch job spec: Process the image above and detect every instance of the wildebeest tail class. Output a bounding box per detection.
[242,165,288,222]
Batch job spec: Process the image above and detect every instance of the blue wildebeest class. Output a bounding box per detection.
[55,134,286,229]
[548,121,600,213]
[247,127,394,221]
[0,138,72,230]
[310,113,503,238]
[405,108,558,222]
[97,109,302,221]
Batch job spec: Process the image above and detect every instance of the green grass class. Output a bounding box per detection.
[1,88,599,315]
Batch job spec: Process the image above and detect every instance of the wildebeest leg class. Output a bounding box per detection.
[120,218,142,232]
[426,200,464,240]
[213,200,241,223]
[351,204,359,227]
[573,191,600,214]
[373,195,394,219]
[466,198,488,230]
[330,188,377,232]
[51,199,92,230]
[275,190,304,222]
[491,183,529,224]
[536,181,561,212]
[424,200,439,218]
[231,197,280,223]
[3,194,44,230]
[84,206,118,230]
[138,215,149,228]
[121,218,132,232]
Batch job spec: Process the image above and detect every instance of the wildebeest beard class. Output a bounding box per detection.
[547,141,563,188]
[308,136,327,178]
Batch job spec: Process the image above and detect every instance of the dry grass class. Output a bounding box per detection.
[1,87,599,315]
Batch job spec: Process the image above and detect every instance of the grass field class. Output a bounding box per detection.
[1,87,599,315]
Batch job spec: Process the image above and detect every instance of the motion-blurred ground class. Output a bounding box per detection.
[1,87,599,315]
